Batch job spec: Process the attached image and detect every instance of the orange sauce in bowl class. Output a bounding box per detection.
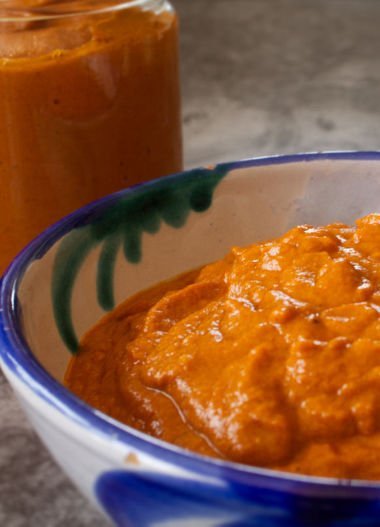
[66,214,380,479]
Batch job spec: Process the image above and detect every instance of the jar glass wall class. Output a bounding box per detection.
[0,0,182,272]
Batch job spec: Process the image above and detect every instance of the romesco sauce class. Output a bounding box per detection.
[67,214,380,480]
[0,0,182,273]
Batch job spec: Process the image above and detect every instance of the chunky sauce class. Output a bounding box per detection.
[66,214,380,479]
[0,1,181,272]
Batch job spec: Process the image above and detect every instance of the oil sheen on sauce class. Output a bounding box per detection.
[66,214,380,480]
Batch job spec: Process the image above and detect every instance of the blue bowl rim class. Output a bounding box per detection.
[2,151,380,494]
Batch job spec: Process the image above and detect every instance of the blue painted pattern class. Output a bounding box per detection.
[96,470,380,526]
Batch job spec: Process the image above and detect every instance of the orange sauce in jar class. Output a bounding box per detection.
[66,214,380,480]
[0,0,182,272]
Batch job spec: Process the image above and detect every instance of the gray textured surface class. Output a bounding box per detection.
[2,0,380,525]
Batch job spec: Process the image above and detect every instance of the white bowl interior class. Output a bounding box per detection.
[17,158,380,382]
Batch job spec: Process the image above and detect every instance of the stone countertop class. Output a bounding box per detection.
[1,0,380,525]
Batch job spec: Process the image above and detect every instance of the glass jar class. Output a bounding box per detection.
[0,0,182,273]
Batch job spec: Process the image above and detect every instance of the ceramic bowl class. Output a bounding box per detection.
[2,152,380,527]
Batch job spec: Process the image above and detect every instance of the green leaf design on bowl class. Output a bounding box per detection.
[52,166,229,353]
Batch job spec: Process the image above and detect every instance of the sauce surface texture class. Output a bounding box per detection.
[66,214,380,479]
